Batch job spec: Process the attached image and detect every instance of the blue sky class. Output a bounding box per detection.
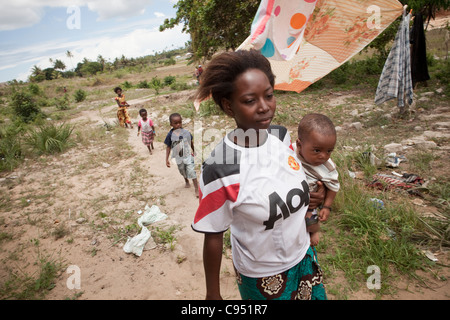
[0,0,190,83]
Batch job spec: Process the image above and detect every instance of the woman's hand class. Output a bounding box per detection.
[309,181,326,209]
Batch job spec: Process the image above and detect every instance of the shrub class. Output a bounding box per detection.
[0,123,23,171]
[28,83,42,96]
[137,80,150,89]
[163,58,176,66]
[10,91,41,123]
[26,122,74,154]
[170,82,188,91]
[164,75,176,86]
[73,89,87,103]
[150,77,162,94]
[55,94,70,110]
[121,81,133,89]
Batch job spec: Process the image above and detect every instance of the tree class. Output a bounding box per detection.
[367,0,449,59]
[53,59,66,71]
[29,65,45,82]
[97,55,106,71]
[160,0,260,61]
[10,90,41,123]
[404,0,450,28]
[66,50,74,69]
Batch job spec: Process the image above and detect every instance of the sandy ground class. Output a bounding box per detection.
[37,97,239,300]
[0,96,240,300]
[23,94,446,300]
[1,92,449,300]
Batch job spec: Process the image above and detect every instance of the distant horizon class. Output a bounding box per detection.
[0,1,190,83]
[0,45,192,85]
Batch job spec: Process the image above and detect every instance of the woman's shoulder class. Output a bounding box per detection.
[268,125,287,138]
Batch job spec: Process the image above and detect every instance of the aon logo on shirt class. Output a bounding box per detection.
[263,180,309,230]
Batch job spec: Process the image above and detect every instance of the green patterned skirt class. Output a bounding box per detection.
[235,247,327,300]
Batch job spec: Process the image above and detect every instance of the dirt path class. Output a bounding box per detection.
[44,98,240,300]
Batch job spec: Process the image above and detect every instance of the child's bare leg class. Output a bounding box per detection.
[305,211,319,233]
[310,232,320,247]
[184,178,190,188]
[147,145,152,155]
[151,142,154,150]
[193,178,199,198]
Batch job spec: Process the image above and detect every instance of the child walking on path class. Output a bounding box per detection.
[296,113,340,247]
[191,50,326,300]
[164,113,199,197]
[137,108,155,155]
[114,87,133,128]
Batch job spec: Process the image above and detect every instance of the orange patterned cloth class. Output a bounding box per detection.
[238,0,403,93]
[115,95,131,127]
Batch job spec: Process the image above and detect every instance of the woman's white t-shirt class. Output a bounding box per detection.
[192,126,310,278]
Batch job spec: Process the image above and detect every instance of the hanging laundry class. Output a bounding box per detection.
[410,13,430,86]
[250,0,317,61]
[375,12,413,109]
[237,0,403,94]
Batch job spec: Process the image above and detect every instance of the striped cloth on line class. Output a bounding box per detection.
[375,12,413,108]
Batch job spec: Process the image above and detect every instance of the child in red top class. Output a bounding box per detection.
[137,108,155,155]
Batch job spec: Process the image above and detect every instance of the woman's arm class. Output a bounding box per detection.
[203,232,224,300]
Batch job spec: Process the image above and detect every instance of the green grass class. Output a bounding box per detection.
[318,151,442,296]
[26,122,74,155]
[0,241,64,300]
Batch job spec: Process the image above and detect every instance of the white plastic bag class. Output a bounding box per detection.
[123,205,168,257]
[123,226,151,257]
[138,204,168,227]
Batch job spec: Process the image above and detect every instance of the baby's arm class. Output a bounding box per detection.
[319,189,337,222]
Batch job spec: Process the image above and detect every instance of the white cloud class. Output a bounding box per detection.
[0,5,43,31]
[0,0,156,30]
[13,25,190,81]
[154,12,165,18]
[86,0,153,21]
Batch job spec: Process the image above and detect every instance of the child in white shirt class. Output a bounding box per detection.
[296,113,339,246]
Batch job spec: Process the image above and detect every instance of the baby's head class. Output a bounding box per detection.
[296,113,336,166]
[169,113,182,130]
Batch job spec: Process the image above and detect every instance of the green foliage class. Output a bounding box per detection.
[0,242,63,300]
[77,61,103,76]
[150,77,162,94]
[55,94,70,110]
[164,75,176,86]
[27,83,43,96]
[121,81,133,89]
[137,80,150,89]
[164,58,176,66]
[73,89,87,103]
[323,151,435,293]
[10,90,42,123]
[26,122,74,155]
[160,0,260,61]
[198,98,222,117]
[0,123,23,171]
